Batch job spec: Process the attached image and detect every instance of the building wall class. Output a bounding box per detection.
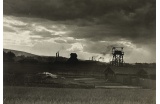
[139,78,156,89]
[115,75,131,84]
[131,77,139,86]
[115,75,124,83]
[108,74,116,81]
[115,75,156,89]
[115,74,140,85]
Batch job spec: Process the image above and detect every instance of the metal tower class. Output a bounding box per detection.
[111,47,124,66]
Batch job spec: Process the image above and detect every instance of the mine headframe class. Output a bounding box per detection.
[55,51,59,61]
[111,47,124,66]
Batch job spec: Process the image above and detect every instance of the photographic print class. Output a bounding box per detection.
[3,0,156,104]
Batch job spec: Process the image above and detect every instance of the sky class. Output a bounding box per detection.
[3,0,156,63]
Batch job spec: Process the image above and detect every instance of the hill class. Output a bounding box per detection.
[3,48,70,63]
[3,49,38,57]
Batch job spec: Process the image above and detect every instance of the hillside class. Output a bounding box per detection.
[3,48,70,63]
[3,49,38,57]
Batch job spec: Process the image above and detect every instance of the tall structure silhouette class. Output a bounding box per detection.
[111,47,124,66]
[55,51,59,61]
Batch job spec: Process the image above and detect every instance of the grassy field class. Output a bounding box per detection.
[4,86,155,104]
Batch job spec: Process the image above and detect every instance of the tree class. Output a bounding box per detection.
[3,51,16,62]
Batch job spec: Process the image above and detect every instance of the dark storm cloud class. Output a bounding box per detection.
[4,0,155,21]
[4,0,155,28]
[3,0,152,45]
[4,0,155,44]
[3,0,156,62]
[67,22,155,45]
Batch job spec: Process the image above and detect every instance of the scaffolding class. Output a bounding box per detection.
[111,47,124,66]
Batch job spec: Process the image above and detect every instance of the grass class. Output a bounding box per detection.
[4,86,156,104]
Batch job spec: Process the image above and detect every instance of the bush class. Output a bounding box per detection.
[3,51,16,62]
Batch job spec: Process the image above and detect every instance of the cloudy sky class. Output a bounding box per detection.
[3,0,156,63]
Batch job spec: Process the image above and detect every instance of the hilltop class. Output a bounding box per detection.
[3,49,38,57]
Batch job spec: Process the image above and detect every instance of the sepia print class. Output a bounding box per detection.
[3,0,156,104]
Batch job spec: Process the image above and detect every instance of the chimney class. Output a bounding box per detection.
[57,52,59,58]
[56,51,59,62]
[56,52,57,61]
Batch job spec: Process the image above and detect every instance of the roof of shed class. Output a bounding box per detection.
[109,67,148,75]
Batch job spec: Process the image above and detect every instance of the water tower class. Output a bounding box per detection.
[111,47,124,66]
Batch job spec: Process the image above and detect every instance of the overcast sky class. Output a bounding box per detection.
[3,0,156,63]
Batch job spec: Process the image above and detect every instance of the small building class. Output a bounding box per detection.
[67,53,78,64]
[144,67,156,80]
[104,67,148,86]
[104,67,115,81]
[139,67,156,89]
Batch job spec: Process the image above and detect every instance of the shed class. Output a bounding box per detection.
[139,68,156,89]
[104,67,115,81]
[143,68,156,80]
[104,66,148,85]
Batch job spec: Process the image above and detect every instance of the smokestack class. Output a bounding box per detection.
[57,52,59,58]
[56,53,57,61]
[55,51,60,62]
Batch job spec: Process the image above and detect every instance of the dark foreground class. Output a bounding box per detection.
[4,86,155,104]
